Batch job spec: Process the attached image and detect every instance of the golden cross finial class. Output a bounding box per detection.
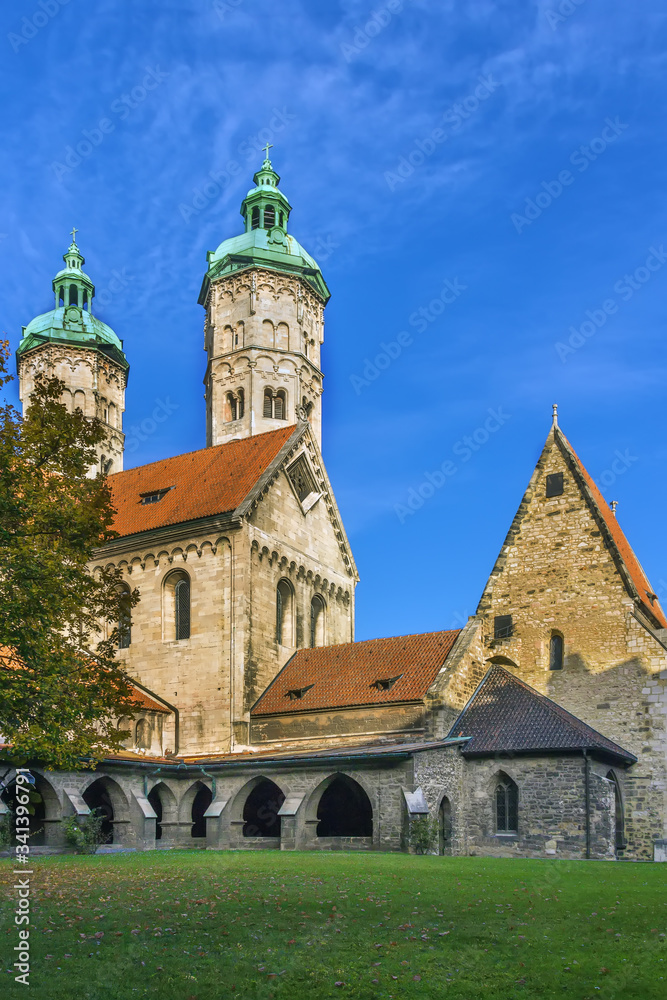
[70,226,78,243]
[262,142,273,160]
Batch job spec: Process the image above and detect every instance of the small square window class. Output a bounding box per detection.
[494,615,513,639]
[546,472,564,497]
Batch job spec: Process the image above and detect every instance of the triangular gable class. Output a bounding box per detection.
[448,664,636,763]
[477,422,666,629]
[237,421,359,580]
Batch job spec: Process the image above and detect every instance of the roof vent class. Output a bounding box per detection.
[286,684,314,701]
[139,486,174,505]
[372,674,403,692]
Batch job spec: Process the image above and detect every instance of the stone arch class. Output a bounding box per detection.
[606,769,626,852]
[276,321,289,350]
[307,773,374,838]
[1,771,60,847]
[437,794,452,855]
[147,782,178,841]
[262,318,275,348]
[178,780,212,839]
[228,776,286,839]
[162,568,191,641]
[82,776,130,845]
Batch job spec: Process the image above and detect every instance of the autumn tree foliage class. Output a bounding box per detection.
[0,342,138,768]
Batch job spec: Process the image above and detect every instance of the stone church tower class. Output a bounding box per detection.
[200,151,329,447]
[16,233,129,475]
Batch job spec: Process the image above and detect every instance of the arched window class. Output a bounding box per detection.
[237,388,244,419]
[606,771,626,851]
[276,578,295,646]
[279,210,284,228]
[495,774,518,833]
[135,718,150,749]
[263,388,273,418]
[58,286,65,306]
[117,583,131,649]
[549,632,564,670]
[310,594,326,648]
[438,796,452,855]
[264,204,275,228]
[227,391,238,421]
[83,291,88,311]
[164,571,191,641]
[251,206,260,229]
[69,284,78,306]
[191,784,212,838]
[274,390,286,420]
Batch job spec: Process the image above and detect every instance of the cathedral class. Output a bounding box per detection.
[7,153,667,861]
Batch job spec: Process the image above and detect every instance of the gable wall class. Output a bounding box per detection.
[476,429,667,853]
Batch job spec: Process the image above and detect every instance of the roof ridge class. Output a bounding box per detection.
[111,424,299,480]
[555,427,667,628]
[450,664,635,761]
[293,628,463,656]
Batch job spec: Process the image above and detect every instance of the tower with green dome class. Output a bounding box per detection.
[16,232,129,475]
[199,150,330,448]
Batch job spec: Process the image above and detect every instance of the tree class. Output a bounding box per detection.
[0,342,138,769]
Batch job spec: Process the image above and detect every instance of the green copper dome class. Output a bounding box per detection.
[16,233,129,372]
[199,153,330,304]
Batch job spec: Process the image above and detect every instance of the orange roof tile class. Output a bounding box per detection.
[558,429,667,628]
[251,629,462,716]
[129,685,171,714]
[108,426,297,538]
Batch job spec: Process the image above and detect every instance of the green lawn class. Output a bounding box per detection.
[1,851,665,999]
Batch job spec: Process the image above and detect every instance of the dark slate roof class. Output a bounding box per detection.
[448,665,636,764]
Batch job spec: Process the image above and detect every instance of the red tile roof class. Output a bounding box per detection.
[129,684,171,714]
[251,629,462,716]
[558,429,667,628]
[108,426,298,539]
[449,664,636,763]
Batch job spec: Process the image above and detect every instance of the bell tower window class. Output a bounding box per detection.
[264,205,275,228]
[251,206,260,230]
[69,284,78,306]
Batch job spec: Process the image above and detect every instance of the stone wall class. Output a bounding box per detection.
[474,428,667,859]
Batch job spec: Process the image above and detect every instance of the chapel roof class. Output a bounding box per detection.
[448,664,636,764]
[108,424,299,539]
[556,426,667,629]
[250,629,462,716]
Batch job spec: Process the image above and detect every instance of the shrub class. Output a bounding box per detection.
[409,815,437,855]
[62,810,108,854]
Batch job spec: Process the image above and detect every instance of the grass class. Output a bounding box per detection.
[0,851,665,999]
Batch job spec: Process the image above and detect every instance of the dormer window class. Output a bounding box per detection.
[286,684,314,701]
[140,487,173,505]
[264,205,275,228]
[372,674,403,692]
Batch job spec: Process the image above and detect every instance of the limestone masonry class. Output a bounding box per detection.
[6,156,667,860]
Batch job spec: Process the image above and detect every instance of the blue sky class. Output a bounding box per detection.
[2,0,667,641]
